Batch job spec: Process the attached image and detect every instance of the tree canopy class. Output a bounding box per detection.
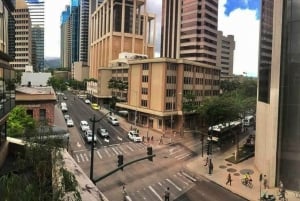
[7,106,36,138]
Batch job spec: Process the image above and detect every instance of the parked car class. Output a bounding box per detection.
[66,118,74,127]
[128,130,142,142]
[80,120,90,131]
[84,129,97,143]
[91,103,100,110]
[97,128,109,138]
[63,96,68,100]
[107,116,119,126]
[64,114,70,121]
[84,99,91,104]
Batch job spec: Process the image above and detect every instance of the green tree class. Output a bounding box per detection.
[7,106,36,138]
[47,77,67,91]
[220,80,240,93]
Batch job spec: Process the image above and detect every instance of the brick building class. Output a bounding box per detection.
[15,86,57,125]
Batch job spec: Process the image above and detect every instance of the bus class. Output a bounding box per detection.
[208,120,242,144]
[243,115,255,127]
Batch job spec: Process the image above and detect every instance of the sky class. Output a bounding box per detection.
[45,0,260,77]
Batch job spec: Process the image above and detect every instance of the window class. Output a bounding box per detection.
[142,75,148,82]
[141,88,148,95]
[40,109,46,122]
[141,100,147,107]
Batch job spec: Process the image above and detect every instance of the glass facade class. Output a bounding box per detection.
[277,0,300,190]
[25,0,44,72]
[258,0,273,103]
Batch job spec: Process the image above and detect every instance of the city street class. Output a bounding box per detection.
[57,91,250,201]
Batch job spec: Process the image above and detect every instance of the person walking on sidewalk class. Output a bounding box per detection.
[226,173,232,186]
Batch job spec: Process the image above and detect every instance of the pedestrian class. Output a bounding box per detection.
[279,180,284,193]
[122,184,127,201]
[263,175,268,189]
[142,136,145,142]
[151,136,154,141]
[159,136,163,144]
[164,187,170,201]
[209,161,214,174]
[204,156,208,166]
[226,173,232,186]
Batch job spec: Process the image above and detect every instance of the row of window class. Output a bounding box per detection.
[184,77,219,85]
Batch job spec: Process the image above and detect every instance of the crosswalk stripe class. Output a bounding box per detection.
[104,148,111,157]
[175,173,189,186]
[118,146,127,154]
[96,151,102,159]
[176,153,192,160]
[76,154,80,163]
[126,145,134,151]
[169,148,183,156]
[80,153,85,162]
[166,178,182,191]
[84,153,89,161]
[111,147,119,155]
[149,185,163,201]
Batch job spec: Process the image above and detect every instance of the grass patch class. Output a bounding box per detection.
[225,145,254,164]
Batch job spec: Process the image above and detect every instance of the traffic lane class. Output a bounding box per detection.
[174,179,247,201]
[68,126,86,152]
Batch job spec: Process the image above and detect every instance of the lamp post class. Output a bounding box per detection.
[89,112,111,180]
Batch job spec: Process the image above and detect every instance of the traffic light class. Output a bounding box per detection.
[147,146,153,161]
[118,154,123,170]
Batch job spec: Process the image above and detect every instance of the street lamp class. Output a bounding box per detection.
[89,112,111,180]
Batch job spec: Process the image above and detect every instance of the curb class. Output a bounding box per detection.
[183,164,251,201]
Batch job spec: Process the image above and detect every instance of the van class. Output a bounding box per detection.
[107,116,119,126]
[243,115,255,126]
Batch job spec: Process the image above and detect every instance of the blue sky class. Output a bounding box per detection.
[45,0,260,77]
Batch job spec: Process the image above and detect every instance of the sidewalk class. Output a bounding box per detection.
[184,142,298,201]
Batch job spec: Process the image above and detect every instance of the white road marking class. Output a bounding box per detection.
[76,154,80,163]
[176,153,192,160]
[104,148,111,157]
[149,186,163,201]
[80,153,85,162]
[166,178,182,191]
[104,138,109,143]
[181,171,197,182]
[126,145,134,151]
[175,173,189,186]
[117,136,123,141]
[111,147,119,155]
[169,148,183,155]
[118,146,127,154]
[84,153,89,161]
[96,151,102,159]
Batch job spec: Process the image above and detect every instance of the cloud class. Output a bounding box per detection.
[44,0,70,58]
[219,0,260,77]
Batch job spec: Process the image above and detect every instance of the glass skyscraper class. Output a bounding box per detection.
[25,0,44,72]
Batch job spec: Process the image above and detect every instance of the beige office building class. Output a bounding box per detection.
[10,0,32,71]
[216,31,235,76]
[161,0,218,67]
[114,57,220,132]
[60,5,71,69]
[89,0,156,83]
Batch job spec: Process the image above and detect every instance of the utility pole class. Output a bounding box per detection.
[89,112,111,180]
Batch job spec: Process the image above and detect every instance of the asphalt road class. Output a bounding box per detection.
[60,90,249,201]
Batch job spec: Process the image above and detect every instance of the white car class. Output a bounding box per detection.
[64,114,70,121]
[128,130,142,142]
[107,116,119,126]
[84,99,91,104]
[84,129,97,143]
[80,120,90,131]
[97,128,109,137]
[66,119,74,127]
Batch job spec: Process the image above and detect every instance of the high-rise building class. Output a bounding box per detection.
[161,0,218,67]
[255,0,300,190]
[70,0,79,63]
[25,0,44,72]
[88,0,155,99]
[10,0,32,71]
[79,0,89,62]
[216,31,235,76]
[60,5,71,69]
